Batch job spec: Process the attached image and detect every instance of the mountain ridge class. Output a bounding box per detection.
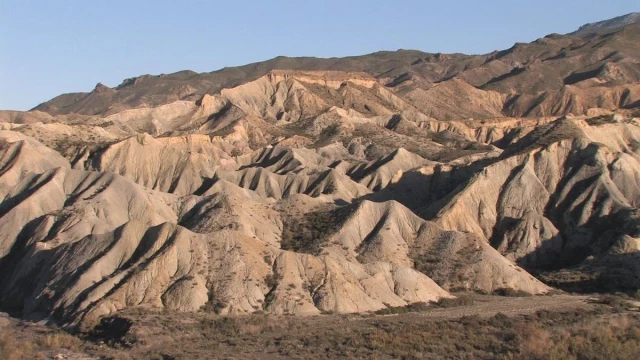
[30,18,640,120]
[570,12,640,35]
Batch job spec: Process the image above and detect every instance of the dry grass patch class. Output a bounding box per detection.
[0,330,82,360]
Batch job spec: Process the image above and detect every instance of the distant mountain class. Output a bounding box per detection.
[31,19,640,120]
[570,12,640,35]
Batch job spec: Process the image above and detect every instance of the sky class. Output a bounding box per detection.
[0,0,638,111]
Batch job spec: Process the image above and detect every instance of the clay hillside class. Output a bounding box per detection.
[1,13,640,330]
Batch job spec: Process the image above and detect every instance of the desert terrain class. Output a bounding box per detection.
[1,12,640,360]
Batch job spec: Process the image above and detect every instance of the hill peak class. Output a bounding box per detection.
[571,12,640,35]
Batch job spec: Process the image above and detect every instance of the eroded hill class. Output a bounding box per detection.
[1,16,640,329]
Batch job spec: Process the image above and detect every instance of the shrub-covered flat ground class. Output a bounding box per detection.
[2,293,640,360]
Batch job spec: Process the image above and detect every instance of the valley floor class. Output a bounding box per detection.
[1,293,639,359]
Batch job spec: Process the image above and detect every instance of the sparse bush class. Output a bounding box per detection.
[41,332,81,349]
[374,302,430,315]
[594,293,637,312]
[321,123,341,138]
[280,205,352,254]
[431,294,475,308]
[0,334,40,360]
[199,315,274,338]
[265,273,281,289]
[1,330,82,360]
[493,288,532,297]
[202,289,229,314]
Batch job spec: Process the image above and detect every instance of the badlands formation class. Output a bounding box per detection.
[1,15,640,328]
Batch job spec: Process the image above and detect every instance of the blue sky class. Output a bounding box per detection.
[0,0,638,110]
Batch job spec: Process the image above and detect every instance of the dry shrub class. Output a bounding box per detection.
[431,294,475,307]
[544,315,640,360]
[517,325,555,360]
[1,329,83,360]
[595,293,636,312]
[374,302,431,315]
[0,333,43,360]
[41,332,81,349]
[199,315,278,338]
[280,205,351,254]
[493,288,532,297]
